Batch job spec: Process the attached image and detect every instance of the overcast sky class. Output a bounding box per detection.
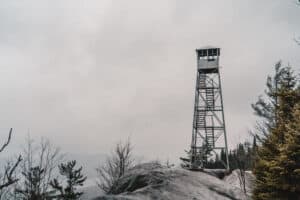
[0,0,299,163]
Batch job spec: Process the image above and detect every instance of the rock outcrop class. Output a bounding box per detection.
[91,162,251,200]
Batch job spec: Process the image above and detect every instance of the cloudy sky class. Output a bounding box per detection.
[0,0,299,163]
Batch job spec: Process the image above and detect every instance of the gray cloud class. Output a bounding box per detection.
[0,0,299,163]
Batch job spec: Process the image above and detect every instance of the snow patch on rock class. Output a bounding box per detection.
[90,162,251,200]
[223,170,255,197]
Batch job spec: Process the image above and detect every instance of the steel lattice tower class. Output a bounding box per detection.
[190,46,229,170]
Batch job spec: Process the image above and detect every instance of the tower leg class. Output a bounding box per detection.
[218,72,229,171]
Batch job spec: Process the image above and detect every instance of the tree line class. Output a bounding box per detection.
[206,138,257,171]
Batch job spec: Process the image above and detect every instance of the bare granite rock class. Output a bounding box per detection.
[89,162,251,200]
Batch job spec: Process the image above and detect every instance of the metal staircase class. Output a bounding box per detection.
[206,88,214,109]
[195,112,205,128]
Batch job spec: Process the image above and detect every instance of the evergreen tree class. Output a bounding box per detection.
[228,150,236,170]
[220,149,227,168]
[253,63,300,200]
[16,138,63,200]
[50,160,86,200]
[16,166,54,200]
[269,105,300,199]
[251,136,258,169]
[251,62,298,142]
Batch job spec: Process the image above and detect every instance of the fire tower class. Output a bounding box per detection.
[190,46,229,170]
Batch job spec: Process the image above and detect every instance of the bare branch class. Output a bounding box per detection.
[96,139,134,194]
[0,128,12,153]
[0,155,22,190]
[0,129,22,194]
[16,137,63,199]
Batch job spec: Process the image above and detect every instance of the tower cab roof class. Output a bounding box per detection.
[196,45,219,50]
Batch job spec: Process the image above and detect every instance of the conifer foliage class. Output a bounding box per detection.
[206,141,256,171]
[15,138,63,200]
[251,62,298,141]
[50,160,86,200]
[252,63,300,200]
[15,166,53,200]
[269,105,300,199]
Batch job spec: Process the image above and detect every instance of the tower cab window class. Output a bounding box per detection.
[208,56,215,61]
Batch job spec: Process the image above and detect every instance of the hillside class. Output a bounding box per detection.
[84,163,252,200]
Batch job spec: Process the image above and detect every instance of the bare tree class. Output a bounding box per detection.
[96,139,134,194]
[235,157,247,195]
[0,128,22,199]
[15,136,64,199]
[232,144,248,195]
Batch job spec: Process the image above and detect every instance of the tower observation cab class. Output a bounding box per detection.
[197,47,220,72]
[189,46,229,170]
